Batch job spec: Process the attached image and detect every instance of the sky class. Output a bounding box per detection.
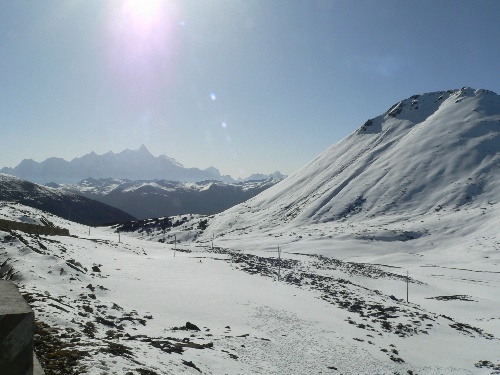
[1,0,499,179]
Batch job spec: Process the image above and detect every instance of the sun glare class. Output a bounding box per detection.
[123,0,164,24]
[108,0,181,91]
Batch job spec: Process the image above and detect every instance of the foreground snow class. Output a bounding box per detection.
[1,202,499,374]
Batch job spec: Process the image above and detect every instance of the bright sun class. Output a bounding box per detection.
[124,0,164,22]
[109,0,178,87]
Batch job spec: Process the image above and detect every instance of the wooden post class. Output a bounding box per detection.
[278,246,281,281]
[406,270,409,303]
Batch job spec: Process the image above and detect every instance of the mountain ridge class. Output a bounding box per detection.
[54,177,284,220]
[0,174,135,225]
[1,145,285,184]
[201,87,499,241]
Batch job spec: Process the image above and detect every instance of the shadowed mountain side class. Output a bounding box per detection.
[59,178,282,220]
[0,174,135,226]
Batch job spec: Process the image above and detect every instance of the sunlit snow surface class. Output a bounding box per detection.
[1,88,499,374]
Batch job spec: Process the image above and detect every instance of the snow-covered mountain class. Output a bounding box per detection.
[1,145,285,185]
[243,171,286,181]
[104,87,499,373]
[0,145,220,184]
[55,177,283,219]
[1,88,498,374]
[202,88,499,244]
[0,145,222,184]
[0,174,135,225]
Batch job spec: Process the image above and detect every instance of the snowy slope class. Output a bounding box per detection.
[1,88,499,374]
[2,202,499,374]
[202,88,499,245]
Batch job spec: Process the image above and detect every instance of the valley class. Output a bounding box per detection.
[0,88,499,374]
[1,200,498,374]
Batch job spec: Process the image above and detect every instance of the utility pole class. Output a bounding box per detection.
[88,226,90,236]
[277,246,281,281]
[211,233,214,250]
[118,232,121,243]
[406,270,409,303]
[174,234,176,257]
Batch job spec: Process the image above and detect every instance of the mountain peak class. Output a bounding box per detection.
[137,144,151,155]
[203,87,499,239]
[0,145,235,184]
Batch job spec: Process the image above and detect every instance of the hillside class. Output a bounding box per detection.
[0,174,135,225]
[200,88,499,248]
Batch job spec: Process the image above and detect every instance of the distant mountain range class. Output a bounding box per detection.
[0,145,285,184]
[53,177,283,220]
[0,174,135,225]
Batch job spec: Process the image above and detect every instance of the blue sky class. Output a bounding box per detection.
[1,0,499,178]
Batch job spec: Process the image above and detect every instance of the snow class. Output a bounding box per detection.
[0,88,499,374]
[1,201,498,373]
[63,178,284,196]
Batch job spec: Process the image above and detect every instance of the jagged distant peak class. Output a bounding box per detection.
[243,171,287,182]
[119,144,153,156]
[137,144,151,154]
[0,145,235,184]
